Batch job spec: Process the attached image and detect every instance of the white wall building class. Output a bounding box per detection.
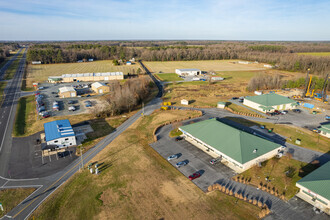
[181,99,189,105]
[175,68,201,76]
[44,119,76,148]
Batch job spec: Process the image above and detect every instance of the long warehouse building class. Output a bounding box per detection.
[48,72,124,83]
[179,118,282,173]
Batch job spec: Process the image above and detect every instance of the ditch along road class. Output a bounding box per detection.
[0,61,162,219]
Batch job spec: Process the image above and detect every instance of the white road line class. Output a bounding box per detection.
[1,185,43,189]
[0,180,9,188]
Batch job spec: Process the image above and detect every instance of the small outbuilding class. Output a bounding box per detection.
[175,68,201,76]
[32,61,41,64]
[243,93,297,113]
[181,99,189,105]
[44,119,76,148]
[58,86,77,98]
[91,82,110,94]
[126,61,132,65]
[179,118,282,173]
[319,123,330,138]
[296,161,330,215]
[217,101,226,109]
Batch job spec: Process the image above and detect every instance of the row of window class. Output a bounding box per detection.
[302,190,328,205]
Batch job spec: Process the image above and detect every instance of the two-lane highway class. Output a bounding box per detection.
[0,48,27,177]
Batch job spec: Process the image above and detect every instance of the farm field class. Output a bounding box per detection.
[154,73,182,81]
[32,110,261,220]
[298,52,330,56]
[144,60,265,73]
[25,60,141,89]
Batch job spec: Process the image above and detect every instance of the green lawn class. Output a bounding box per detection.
[154,73,182,81]
[13,95,36,136]
[0,188,35,218]
[169,128,183,137]
[227,103,263,116]
[298,52,330,56]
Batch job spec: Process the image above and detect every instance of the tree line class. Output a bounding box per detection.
[0,43,20,65]
[25,41,330,76]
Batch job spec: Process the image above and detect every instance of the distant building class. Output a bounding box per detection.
[238,61,250,64]
[243,93,297,113]
[91,82,110,94]
[211,77,224,81]
[48,72,124,83]
[319,123,330,138]
[44,119,76,148]
[32,61,41,65]
[175,68,201,76]
[129,58,135,62]
[181,99,189,105]
[77,60,83,63]
[264,64,274,68]
[217,101,226,109]
[58,86,77,98]
[296,161,330,215]
[88,58,94,62]
[179,118,282,173]
[126,61,132,65]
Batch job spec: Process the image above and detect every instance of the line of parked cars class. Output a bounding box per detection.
[35,92,51,118]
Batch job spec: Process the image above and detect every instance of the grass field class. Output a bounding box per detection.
[226,117,330,154]
[298,52,330,56]
[32,110,261,220]
[13,95,36,136]
[227,103,262,116]
[0,188,35,218]
[154,73,182,81]
[237,156,319,200]
[25,60,141,89]
[144,60,265,73]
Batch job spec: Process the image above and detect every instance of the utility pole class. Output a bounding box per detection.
[80,146,83,170]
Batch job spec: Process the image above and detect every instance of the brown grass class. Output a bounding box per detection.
[31,110,260,220]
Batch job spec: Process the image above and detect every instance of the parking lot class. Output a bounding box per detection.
[36,82,104,118]
[151,124,236,191]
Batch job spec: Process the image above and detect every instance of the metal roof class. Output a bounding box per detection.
[61,72,123,78]
[245,93,295,107]
[59,86,76,93]
[179,118,280,164]
[44,119,75,142]
[297,161,330,200]
[176,68,201,71]
[92,82,107,89]
[319,123,330,133]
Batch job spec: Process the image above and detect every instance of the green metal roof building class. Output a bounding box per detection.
[296,161,330,213]
[179,118,281,172]
[243,93,297,112]
[319,123,330,138]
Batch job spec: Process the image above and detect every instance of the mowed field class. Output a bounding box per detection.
[298,52,330,56]
[32,110,261,220]
[25,60,141,88]
[144,60,265,73]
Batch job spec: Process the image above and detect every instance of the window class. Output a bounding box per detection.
[70,143,72,145]
[65,138,69,141]
[54,140,58,143]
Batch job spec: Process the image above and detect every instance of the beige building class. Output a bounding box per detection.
[91,82,110,94]
[58,86,77,98]
[319,124,330,138]
[181,99,189,105]
[243,93,297,113]
[179,118,282,173]
[49,72,124,83]
[296,161,330,215]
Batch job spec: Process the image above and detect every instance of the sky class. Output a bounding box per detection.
[0,0,330,41]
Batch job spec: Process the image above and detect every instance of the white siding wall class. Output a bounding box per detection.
[175,69,200,76]
[47,136,76,148]
[320,131,330,138]
[243,99,294,112]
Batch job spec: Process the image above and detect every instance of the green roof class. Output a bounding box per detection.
[297,161,330,200]
[179,118,280,164]
[245,93,295,107]
[321,123,330,131]
[217,101,226,105]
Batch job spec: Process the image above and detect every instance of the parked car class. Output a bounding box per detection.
[176,161,188,168]
[325,115,330,120]
[167,154,179,161]
[58,151,69,158]
[86,94,91,97]
[232,97,239,100]
[38,87,44,90]
[274,110,280,115]
[312,128,320,133]
[210,157,221,165]
[280,110,288,115]
[175,136,183,141]
[189,172,201,180]
[266,112,275,116]
[68,100,75,104]
[68,106,76,111]
[292,109,301,113]
[42,112,51,118]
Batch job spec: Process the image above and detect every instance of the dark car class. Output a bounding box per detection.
[86,94,91,97]
[189,172,201,180]
[266,112,275,116]
[175,136,183,141]
[274,110,280,115]
[232,97,239,100]
[43,113,50,118]
[293,109,301,113]
[58,151,70,158]
[68,100,75,104]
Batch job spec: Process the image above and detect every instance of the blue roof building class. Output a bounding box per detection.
[44,120,76,148]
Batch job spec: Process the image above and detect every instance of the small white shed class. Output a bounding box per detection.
[217,101,226,109]
[175,69,201,76]
[181,99,189,105]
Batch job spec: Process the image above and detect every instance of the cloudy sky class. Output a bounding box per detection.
[1,0,330,41]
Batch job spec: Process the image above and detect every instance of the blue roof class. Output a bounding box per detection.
[44,119,75,142]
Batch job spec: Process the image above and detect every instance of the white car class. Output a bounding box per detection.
[68,106,76,111]
[167,154,179,161]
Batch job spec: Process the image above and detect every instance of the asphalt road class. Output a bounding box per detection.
[0,48,26,177]
[0,61,163,219]
[0,49,22,80]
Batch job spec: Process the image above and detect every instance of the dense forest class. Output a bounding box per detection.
[0,43,20,64]
[25,41,330,76]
